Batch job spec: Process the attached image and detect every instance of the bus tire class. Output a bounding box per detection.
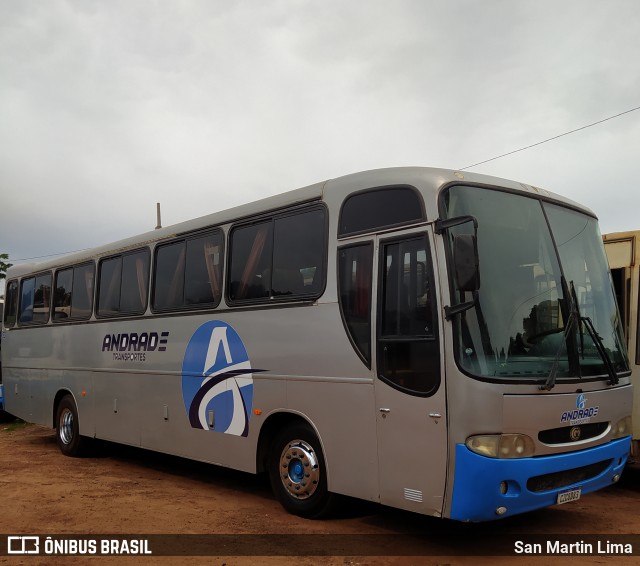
[268,422,335,518]
[55,395,87,457]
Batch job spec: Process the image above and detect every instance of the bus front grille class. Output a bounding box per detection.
[526,459,611,493]
[538,422,609,445]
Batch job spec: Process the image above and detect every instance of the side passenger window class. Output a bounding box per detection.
[228,222,272,301]
[152,231,223,311]
[228,207,326,303]
[54,263,94,320]
[3,280,19,327]
[339,187,424,237]
[97,249,149,316]
[19,273,52,324]
[338,243,373,366]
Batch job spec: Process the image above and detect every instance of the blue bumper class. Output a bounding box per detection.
[0,383,4,411]
[450,437,631,521]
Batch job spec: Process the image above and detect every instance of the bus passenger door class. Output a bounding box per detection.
[374,230,447,516]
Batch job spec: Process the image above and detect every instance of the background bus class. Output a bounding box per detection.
[604,230,639,461]
[0,297,3,411]
[2,167,633,522]
[0,297,9,419]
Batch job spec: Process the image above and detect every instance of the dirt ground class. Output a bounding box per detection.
[1,421,640,566]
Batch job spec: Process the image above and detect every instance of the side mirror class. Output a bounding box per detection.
[453,234,480,292]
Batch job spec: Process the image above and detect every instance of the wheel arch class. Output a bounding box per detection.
[52,389,77,429]
[256,411,328,478]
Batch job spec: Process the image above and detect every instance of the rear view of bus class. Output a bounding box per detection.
[438,180,631,521]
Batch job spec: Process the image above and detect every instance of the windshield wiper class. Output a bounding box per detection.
[540,277,577,391]
[570,281,618,386]
[541,279,619,391]
[540,293,577,391]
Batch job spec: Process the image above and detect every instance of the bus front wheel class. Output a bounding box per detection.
[268,422,335,518]
[55,395,87,457]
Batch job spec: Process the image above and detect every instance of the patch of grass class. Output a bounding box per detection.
[1,418,28,432]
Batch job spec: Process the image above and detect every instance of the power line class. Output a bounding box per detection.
[6,107,639,263]
[459,105,640,170]
[9,248,93,262]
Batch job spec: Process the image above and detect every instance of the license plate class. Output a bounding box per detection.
[557,487,581,504]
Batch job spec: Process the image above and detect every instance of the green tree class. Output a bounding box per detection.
[0,253,12,280]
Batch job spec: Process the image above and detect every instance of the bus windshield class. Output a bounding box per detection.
[441,185,629,382]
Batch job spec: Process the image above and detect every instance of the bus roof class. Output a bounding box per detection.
[6,166,593,279]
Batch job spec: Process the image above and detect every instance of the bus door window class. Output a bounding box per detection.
[378,235,439,395]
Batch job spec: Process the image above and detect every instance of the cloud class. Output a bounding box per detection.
[0,0,639,275]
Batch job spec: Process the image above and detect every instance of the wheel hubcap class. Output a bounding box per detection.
[279,439,320,500]
[59,409,74,445]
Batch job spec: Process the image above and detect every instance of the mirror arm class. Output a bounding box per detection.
[435,215,478,234]
[437,214,481,319]
[444,291,478,320]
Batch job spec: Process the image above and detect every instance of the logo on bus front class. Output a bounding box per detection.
[560,393,599,426]
[181,321,260,437]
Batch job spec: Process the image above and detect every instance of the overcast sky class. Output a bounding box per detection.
[1,0,639,295]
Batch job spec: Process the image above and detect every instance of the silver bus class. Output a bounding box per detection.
[1,167,632,521]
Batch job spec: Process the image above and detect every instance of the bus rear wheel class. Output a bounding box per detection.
[268,422,335,518]
[55,395,87,457]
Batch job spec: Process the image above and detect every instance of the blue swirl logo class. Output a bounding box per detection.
[181,321,261,437]
[576,393,587,410]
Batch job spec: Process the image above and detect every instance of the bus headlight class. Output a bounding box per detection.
[611,416,632,439]
[465,434,535,458]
